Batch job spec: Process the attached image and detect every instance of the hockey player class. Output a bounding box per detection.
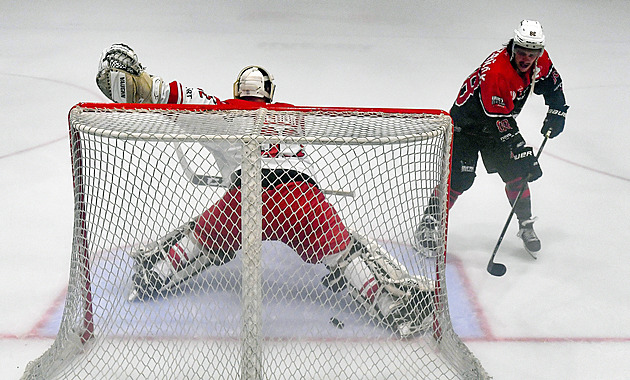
[96,43,434,336]
[415,20,568,257]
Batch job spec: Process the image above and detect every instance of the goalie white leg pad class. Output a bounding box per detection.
[324,232,435,336]
[128,221,233,301]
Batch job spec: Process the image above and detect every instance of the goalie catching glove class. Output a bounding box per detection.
[96,43,167,103]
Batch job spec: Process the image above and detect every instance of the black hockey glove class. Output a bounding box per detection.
[510,146,542,182]
[541,105,569,138]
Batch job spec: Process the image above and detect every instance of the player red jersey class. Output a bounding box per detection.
[450,46,566,142]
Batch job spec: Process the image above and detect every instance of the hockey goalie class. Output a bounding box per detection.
[96,43,435,337]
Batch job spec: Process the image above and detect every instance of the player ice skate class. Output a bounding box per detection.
[414,20,568,259]
[96,43,435,336]
[517,217,541,257]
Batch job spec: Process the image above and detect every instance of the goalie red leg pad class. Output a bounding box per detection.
[194,182,351,264]
[263,181,351,264]
[195,188,243,254]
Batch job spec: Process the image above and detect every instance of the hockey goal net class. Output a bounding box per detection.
[23,103,488,379]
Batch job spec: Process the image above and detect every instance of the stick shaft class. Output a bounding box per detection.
[487,135,549,270]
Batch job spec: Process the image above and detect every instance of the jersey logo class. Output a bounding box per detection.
[496,119,512,133]
[491,96,505,108]
[552,70,560,84]
[197,89,218,104]
[260,114,306,158]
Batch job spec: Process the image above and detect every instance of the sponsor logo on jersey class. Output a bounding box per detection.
[479,49,502,81]
[500,132,514,142]
[491,96,505,107]
[461,165,475,173]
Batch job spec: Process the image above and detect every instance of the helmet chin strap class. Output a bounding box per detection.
[529,64,540,96]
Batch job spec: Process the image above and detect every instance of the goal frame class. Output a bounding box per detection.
[22,102,487,380]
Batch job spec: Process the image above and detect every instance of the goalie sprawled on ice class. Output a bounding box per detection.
[95,43,434,337]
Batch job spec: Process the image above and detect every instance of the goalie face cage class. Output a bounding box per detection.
[22,103,488,380]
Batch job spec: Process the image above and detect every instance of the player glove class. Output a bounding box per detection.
[510,146,542,182]
[541,105,569,138]
[96,43,166,103]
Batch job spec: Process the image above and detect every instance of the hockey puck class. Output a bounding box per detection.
[329,317,344,329]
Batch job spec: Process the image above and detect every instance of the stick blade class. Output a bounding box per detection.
[487,262,507,277]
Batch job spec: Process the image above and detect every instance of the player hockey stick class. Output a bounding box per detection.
[173,142,355,197]
[487,134,550,277]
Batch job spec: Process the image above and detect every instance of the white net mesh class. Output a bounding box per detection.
[22,104,488,380]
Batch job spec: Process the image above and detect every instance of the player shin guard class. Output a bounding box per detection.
[505,178,532,221]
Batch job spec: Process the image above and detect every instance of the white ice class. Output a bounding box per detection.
[1,1,629,379]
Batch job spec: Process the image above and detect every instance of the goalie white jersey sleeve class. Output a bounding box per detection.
[166,84,318,184]
[161,81,220,105]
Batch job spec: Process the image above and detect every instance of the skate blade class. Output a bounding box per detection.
[396,314,433,338]
[128,289,140,302]
[413,245,438,259]
[523,245,539,260]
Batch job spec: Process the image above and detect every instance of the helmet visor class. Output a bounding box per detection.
[513,45,543,59]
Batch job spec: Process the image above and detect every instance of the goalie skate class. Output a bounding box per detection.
[128,221,225,301]
[412,214,440,257]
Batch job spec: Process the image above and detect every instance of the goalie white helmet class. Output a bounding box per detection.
[513,20,545,51]
[233,65,275,102]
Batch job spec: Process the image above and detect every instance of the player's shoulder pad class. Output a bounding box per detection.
[535,50,554,80]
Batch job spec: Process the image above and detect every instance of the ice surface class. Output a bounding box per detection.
[2,1,630,379]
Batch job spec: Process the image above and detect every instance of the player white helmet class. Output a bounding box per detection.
[513,20,545,51]
[233,65,275,102]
